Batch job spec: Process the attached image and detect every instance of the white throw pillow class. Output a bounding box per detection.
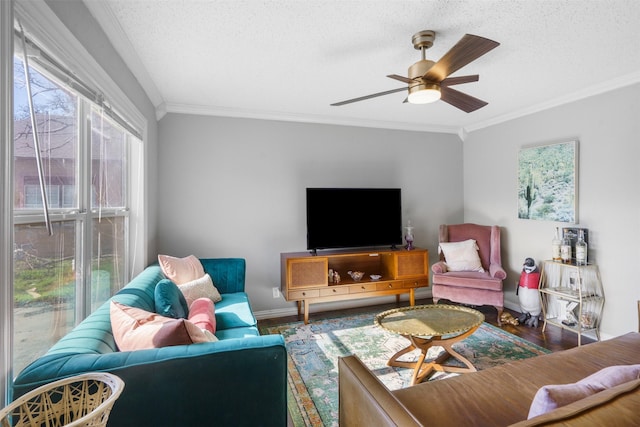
[439,239,485,272]
[178,273,222,306]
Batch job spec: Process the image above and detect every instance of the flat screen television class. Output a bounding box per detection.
[306,188,402,251]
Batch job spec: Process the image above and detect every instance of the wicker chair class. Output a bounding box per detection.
[0,373,124,427]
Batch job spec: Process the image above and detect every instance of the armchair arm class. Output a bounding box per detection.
[489,263,507,280]
[431,261,447,274]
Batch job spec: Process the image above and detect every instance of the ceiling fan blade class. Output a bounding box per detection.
[440,86,488,113]
[330,87,406,106]
[441,75,479,86]
[423,34,500,82]
[387,74,415,84]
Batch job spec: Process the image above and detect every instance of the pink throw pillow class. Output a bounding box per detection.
[110,301,215,351]
[158,254,205,285]
[528,364,640,419]
[188,297,216,334]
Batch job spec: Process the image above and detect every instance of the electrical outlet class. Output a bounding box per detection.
[272,287,280,298]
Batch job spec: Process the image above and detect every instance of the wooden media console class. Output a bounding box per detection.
[280,248,429,324]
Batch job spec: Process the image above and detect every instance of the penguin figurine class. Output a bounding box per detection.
[517,257,541,327]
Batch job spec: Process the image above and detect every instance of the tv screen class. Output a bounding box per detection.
[306,188,402,251]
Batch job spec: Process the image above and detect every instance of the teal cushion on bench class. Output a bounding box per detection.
[215,292,256,330]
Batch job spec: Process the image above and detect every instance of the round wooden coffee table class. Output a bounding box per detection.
[375,304,485,385]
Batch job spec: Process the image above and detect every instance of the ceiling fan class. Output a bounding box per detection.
[331,30,500,113]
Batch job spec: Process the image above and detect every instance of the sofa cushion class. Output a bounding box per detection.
[154,279,189,319]
[215,292,257,330]
[439,239,485,272]
[189,297,216,333]
[215,326,261,340]
[110,301,215,351]
[158,254,205,284]
[527,364,640,418]
[178,273,222,305]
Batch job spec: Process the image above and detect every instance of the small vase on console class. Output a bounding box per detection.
[405,220,415,250]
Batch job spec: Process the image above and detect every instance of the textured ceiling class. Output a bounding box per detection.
[85,0,640,135]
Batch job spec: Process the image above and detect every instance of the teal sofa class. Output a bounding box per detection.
[13,258,288,427]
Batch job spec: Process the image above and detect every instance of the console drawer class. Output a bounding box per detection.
[349,283,378,293]
[376,281,403,291]
[403,278,429,288]
[320,286,349,297]
[288,289,320,300]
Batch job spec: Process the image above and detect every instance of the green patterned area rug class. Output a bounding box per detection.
[260,309,550,427]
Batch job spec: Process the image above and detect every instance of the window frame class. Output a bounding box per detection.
[12,56,133,367]
[3,0,148,406]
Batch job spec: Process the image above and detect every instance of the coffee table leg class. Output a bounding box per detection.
[434,326,479,372]
[387,325,480,385]
[386,335,439,384]
[386,341,421,370]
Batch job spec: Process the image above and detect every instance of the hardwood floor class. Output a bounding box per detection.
[258,297,594,352]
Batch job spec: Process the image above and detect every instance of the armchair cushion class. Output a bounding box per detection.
[438,239,485,272]
[432,271,503,291]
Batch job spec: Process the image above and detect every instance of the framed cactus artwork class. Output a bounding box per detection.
[518,139,578,222]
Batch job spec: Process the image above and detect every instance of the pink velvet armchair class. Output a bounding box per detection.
[431,223,506,325]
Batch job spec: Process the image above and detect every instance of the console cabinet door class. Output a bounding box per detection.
[395,250,428,278]
[286,257,328,289]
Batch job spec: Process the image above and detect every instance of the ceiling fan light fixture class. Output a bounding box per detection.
[407,82,441,104]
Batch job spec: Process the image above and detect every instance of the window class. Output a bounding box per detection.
[12,54,133,375]
[3,2,147,406]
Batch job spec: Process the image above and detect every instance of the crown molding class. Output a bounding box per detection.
[163,72,640,138]
[463,71,640,134]
[162,102,460,134]
[83,0,165,109]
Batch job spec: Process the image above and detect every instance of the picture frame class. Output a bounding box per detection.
[518,139,578,222]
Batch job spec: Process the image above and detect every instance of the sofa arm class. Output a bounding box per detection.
[489,263,507,280]
[339,355,421,427]
[432,261,447,274]
[14,335,287,427]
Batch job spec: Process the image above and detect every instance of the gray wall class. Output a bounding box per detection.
[158,114,462,314]
[465,84,640,338]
